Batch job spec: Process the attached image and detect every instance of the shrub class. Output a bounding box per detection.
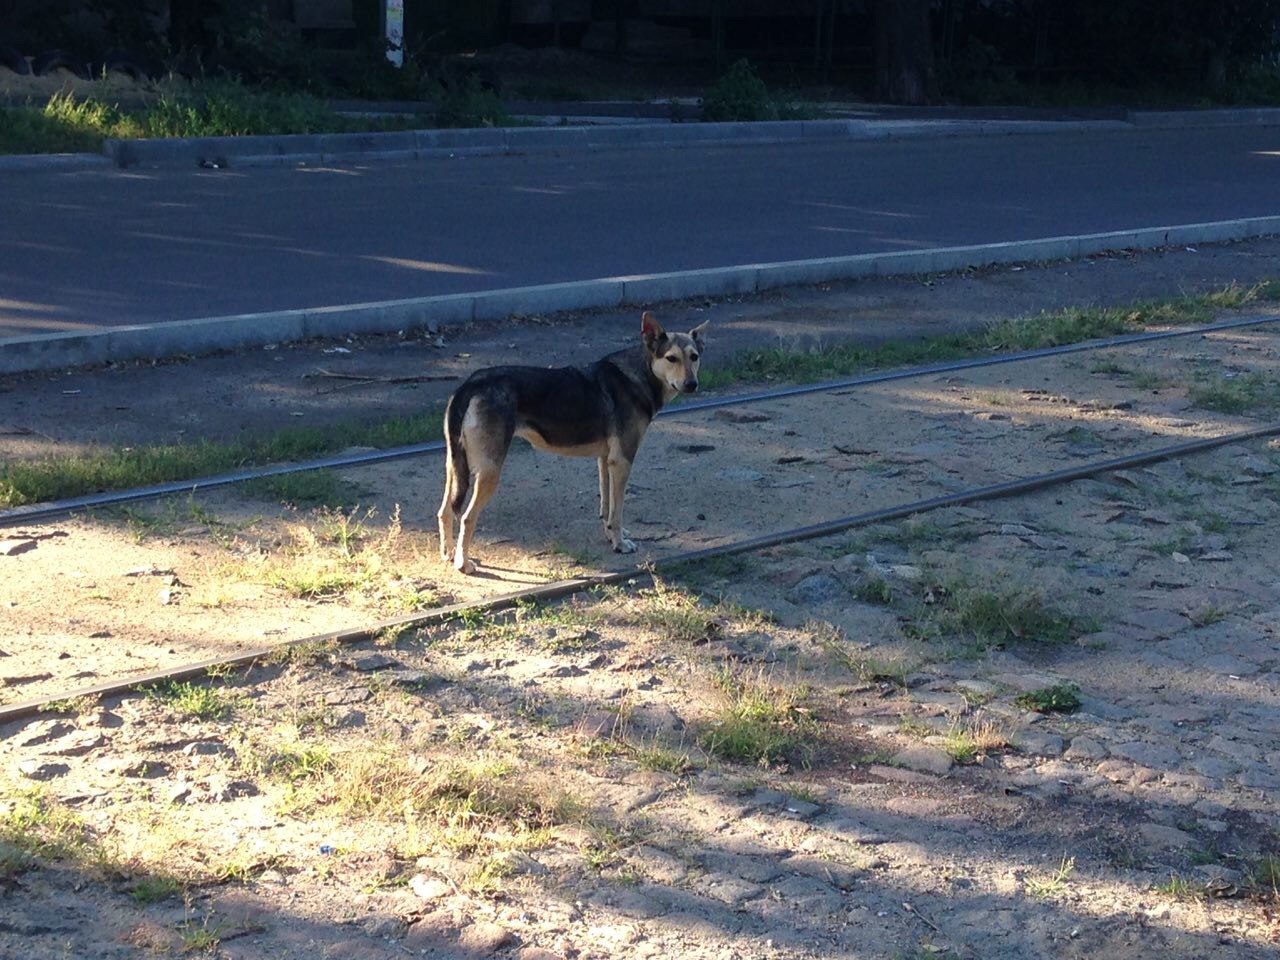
[702,59,779,122]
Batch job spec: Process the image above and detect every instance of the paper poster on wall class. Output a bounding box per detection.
[385,0,404,67]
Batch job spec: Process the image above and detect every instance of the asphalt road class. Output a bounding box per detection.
[4,125,1280,340]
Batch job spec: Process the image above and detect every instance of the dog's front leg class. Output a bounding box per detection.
[597,456,610,521]
[605,455,636,553]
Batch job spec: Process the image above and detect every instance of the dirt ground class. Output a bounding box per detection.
[2,244,1280,958]
[1,320,1279,704]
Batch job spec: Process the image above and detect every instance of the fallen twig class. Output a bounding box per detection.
[308,368,458,391]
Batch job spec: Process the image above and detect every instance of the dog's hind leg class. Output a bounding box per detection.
[454,468,502,574]
[597,456,609,520]
[438,451,459,561]
[604,453,636,554]
[438,396,470,561]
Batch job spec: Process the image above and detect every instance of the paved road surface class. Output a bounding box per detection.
[4,125,1279,339]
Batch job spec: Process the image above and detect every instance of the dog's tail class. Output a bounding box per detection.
[443,391,471,514]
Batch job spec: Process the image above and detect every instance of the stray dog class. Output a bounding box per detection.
[438,311,708,574]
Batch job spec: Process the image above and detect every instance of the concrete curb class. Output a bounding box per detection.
[99,117,1141,169]
[5,214,1279,376]
[5,107,1279,174]
[0,152,114,173]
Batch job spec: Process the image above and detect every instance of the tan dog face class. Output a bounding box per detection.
[642,311,709,396]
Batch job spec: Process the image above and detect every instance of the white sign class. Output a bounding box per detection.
[385,0,404,67]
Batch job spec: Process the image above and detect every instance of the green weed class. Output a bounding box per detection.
[1014,683,1082,714]
[699,668,818,768]
[143,680,232,722]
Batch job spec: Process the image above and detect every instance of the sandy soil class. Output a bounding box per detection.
[2,392,1279,958]
[2,322,1277,704]
[2,240,1280,960]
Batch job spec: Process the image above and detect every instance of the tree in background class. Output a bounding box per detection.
[873,0,934,104]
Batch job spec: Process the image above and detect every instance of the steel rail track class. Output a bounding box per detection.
[3,314,1277,529]
[4,420,1279,724]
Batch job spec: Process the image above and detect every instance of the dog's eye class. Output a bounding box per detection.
[665,356,678,363]
[690,353,699,362]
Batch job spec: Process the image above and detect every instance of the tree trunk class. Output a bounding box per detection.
[873,0,935,105]
[168,0,209,52]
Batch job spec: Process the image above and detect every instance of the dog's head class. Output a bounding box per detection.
[642,311,709,397]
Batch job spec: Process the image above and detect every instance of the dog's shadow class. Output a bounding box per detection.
[465,564,551,585]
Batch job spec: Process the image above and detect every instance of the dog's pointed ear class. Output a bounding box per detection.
[641,311,666,352]
[689,319,710,350]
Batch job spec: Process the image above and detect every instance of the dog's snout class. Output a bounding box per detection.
[683,379,698,393]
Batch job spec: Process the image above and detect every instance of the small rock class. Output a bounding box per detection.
[891,744,953,775]
[207,778,258,802]
[0,539,37,557]
[1012,731,1064,757]
[1121,609,1191,637]
[182,740,230,757]
[459,920,513,956]
[342,653,400,672]
[1138,823,1196,850]
[1063,737,1108,761]
[1110,741,1181,769]
[714,409,770,424]
[491,850,548,875]
[787,574,846,605]
[167,782,193,804]
[573,711,618,739]
[17,720,76,748]
[409,874,452,902]
[40,732,106,757]
[18,759,69,781]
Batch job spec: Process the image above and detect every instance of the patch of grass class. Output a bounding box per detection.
[434,75,512,128]
[699,668,818,768]
[941,717,1010,764]
[699,283,1280,392]
[37,695,98,716]
[1090,360,1132,375]
[909,582,1080,648]
[1189,373,1280,414]
[130,872,183,905]
[1132,370,1174,390]
[241,469,360,509]
[178,915,228,954]
[1155,873,1204,901]
[243,738,335,783]
[1014,682,1082,714]
[0,789,92,866]
[0,840,35,880]
[257,506,404,602]
[1250,853,1280,901]
[810,620,912,686]
[263,637,340,667]
[0,407,443,509]
[634,579,723,644]
[852,574,894,605]
[292,751,588,861]
[631,744,695,776]
[0,83,428,156]
[1186,601,1230,627]
[143,680,232,722]
[1024,854,1075,899]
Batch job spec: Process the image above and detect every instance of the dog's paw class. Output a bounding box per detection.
[454,557,477,575]
[613,538,637,554]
